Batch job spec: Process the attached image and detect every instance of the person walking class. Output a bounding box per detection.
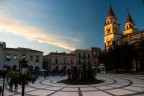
[44,72,46,79]
[14,84,18,92]
[0,86,2,95]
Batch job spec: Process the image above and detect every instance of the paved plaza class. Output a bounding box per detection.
[1,74,144,96]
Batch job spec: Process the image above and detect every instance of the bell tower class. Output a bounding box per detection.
[124,11,137,35]
[104,6,121,50]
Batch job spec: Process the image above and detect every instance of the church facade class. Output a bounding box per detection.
[104,6,144,72]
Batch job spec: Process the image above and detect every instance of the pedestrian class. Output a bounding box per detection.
[14,84,18,92]
[67,69,72,80]
[44,72,46,79]
[52,69,55,76]
[0,86,2,95]
[9,83,13,92]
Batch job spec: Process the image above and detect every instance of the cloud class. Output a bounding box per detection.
[0,15,77,50]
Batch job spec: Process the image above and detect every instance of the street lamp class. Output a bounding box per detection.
[2,66,7,96]
[19,60,28,96]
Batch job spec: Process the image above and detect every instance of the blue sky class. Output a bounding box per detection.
[0,0,144,55]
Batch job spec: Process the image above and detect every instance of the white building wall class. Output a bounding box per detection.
[45,53,76,71]
[25,52,43,69]
[0,42,6,70]
[5,48,43,70]
[5,49,19,68]
[72,49,92,66]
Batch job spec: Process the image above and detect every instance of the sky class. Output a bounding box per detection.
[0,0,144,55]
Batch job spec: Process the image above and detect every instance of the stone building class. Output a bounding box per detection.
[0,41,43,70]
[104,6,144,50]
[91,47,101,67]
[104,6,144,72]
[43,52,76,71]
[0,41,6,70]
[71,47,100,68]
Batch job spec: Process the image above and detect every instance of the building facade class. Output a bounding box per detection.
[104,6,144,50]
[104,6,122,50]
[104,6,144,72]
[43,52,76,71]
[72,49,92,68]
[0,42,6,70]
[71,47,100,68]
[91,47,101,67]
[0,41,43,70]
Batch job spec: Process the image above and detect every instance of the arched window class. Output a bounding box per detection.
[108,41,111,46]
[22,55,26,60]
[13,65,17,71]
[55,59,58,64]
[107,21,109,24]
[127,26,129,30]
[107,29,110,34]
[134,25,136,28]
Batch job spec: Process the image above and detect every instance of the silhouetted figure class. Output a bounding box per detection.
[52,69,55,76]
[67,69,72,80]
[14,84,18,92]
[44,72,46,79]
[9,82,13,92]
[0,86,2,95]
[60,69,64,76]
[72,67,79,80]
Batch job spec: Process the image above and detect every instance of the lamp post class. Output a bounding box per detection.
[2,66,7,96]
[20,60,28,96]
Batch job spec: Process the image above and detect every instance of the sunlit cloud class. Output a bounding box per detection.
[0,15,77,50]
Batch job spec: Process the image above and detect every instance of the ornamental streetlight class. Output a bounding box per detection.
[2,66,7,96]
[19,60,28,96]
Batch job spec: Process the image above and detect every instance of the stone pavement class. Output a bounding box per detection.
[0,74,144,96]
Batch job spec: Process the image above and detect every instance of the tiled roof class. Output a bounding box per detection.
[126,12,134,23]
[107,6,115,18]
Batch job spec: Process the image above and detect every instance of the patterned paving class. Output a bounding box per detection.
[1,74,144,96]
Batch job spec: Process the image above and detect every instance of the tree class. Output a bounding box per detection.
[138,39,144,57]
[71,67,79,80]
[6,69,37,94]
[87,63,95,81]
[98,42,137,73]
